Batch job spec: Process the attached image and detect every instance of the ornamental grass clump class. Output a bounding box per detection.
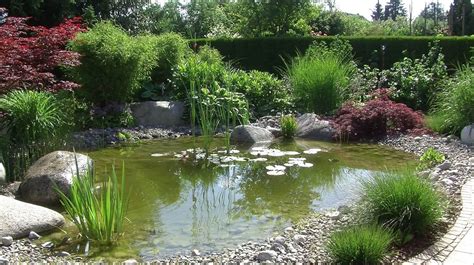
[280,115,297,139]
[362,172,444,241]
[285,39,355,115]
[327,225,393,264]
[0,90,69,181]
[430,65,474,134]
[56,163,128,245]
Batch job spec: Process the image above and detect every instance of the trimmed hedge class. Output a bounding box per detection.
[191,36,474,73]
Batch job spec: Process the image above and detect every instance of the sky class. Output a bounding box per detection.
[335,0,453,20]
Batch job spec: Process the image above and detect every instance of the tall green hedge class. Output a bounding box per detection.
[191,36,474,73]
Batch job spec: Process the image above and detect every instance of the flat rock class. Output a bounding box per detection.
[230,125,274,144]
[19,151,92,205]
[0,195,64,239]
[295,113,335,141]
[131,101,185,127]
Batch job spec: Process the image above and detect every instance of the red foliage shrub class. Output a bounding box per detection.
[333,89,427,140]
[0,15,85,93]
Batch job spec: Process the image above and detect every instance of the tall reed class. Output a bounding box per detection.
[56,163,128,245]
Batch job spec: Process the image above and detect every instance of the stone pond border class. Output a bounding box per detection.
[405,178,473,264]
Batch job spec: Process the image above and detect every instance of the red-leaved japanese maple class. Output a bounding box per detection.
[0,15,85,93]
[333,89,428,140]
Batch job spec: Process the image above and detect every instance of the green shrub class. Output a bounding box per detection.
[327,225,393,265]
[430,65,474,134]
[69,22,158,104]
[152,33,191,84]
[286,42,355,114]
[0,90,70,181]
[417,148,445,171]
[225,70,292,117]
[363,172,445,240]
[280,115,297,139]
[56,163,128,245]
[385,41,447,111]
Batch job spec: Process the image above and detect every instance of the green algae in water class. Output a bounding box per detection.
[43,137,416,261]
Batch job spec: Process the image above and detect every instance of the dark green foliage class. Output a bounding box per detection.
[327,225,393,265]
[191,36,474,73]
[0,90,69,181]
[152,33,191,84]
[225,70,292,117]
[280,115,297,139]
[363,172,445,240]
[430,65,474,134]
[69,22,158,104]
[449,0,474,36]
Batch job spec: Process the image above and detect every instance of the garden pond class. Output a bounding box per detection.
[43,137,417,261]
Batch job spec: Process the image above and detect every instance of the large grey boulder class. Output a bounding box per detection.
[460,125,474,145]
[231,125,274,144]
[131,101,185,127]
[0,195,64,238]
[296,113,335,141]
[19,151,92,205]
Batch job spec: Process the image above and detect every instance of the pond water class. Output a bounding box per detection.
[44,137,416,261]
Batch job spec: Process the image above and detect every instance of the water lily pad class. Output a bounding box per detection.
[267,170,285,176]
[267,149,285,157]
[151,153,165,157]
[304,148,322,155]
[249,158,268,162]
[284,163,296,167]
[289,157,306,162]
[283,151,300,156]
[266,165,286,171]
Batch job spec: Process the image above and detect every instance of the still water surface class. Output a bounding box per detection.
[45,137,416,260]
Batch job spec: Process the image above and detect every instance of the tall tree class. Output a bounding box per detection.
[384,0,407,20]
[372,0,384,21]
[449,0,474,35]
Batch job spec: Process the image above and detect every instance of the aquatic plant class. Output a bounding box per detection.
[56,163,128,245]
[280,115,298,139]
[327,225,393,264]
[362,172,445,242]
[182,54,249,154]
[0,90,70,181]
[417,147,445,171]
